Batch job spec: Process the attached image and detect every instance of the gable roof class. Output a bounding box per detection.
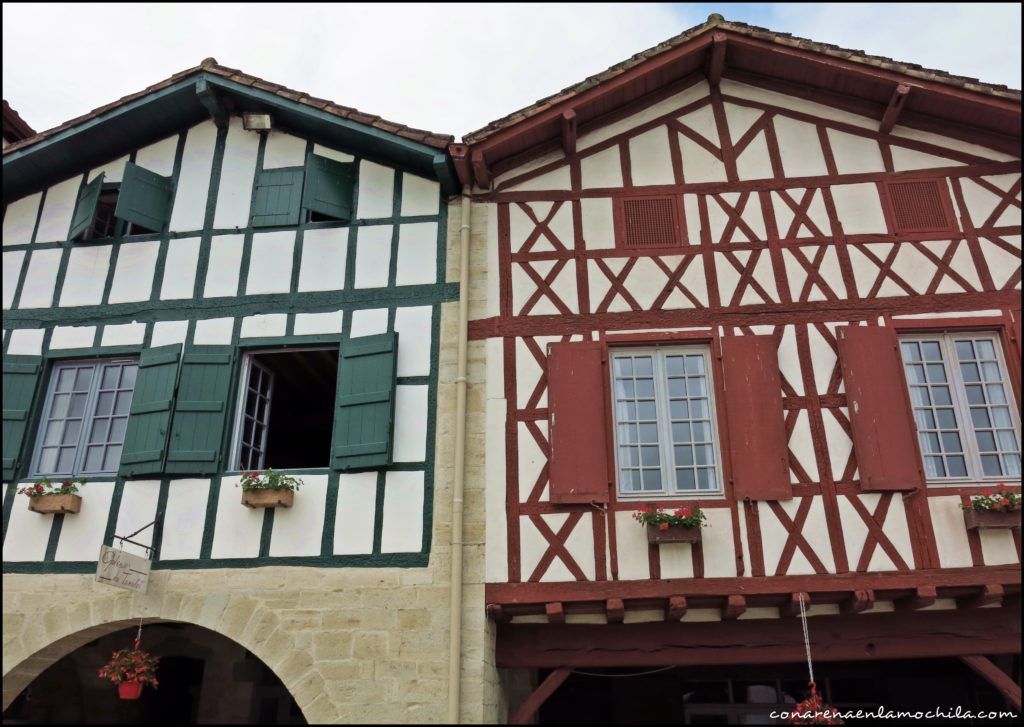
[3,59,456,201]
[454,14,1021,186]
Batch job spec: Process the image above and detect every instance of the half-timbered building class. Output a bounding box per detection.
[1,60,498,723]
[453,15,1023,723]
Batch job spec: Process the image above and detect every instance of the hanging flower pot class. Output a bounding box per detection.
[238,469,302,509]
[118,680,144,700]
[788,681,843,725]
[18,478,86,514]
[98,636,159,699]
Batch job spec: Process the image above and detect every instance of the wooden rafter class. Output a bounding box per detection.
[471,149,491,188]
[560,110,578,155]
[879,84,911,134]
[706,32,728,86]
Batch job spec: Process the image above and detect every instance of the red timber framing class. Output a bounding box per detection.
[470,13,1021,653]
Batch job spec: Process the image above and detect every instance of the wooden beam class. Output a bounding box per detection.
[485,565,1022,606]
[840,590,874,615]
[606,598,625,624]
[195,77,228,128]
[782,592,811,618]
[880,84,911,134]
[706,32,728,87]
[448,143,472,188]
[471,149,491,188]
[960,655,1022,712]
[560,110,578,156]
[510,667,572,725]
[496,606,1023,669]
[956,584,1004,609]
[665,596,688,621]
[486,604,511,623]
[722,595,746,620]
[545,602,565,624]
[897,586,937,611]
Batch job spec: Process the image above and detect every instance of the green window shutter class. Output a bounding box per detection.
[302,153,355,221]
[2,355,43,481]
[68,173,104,240]
[119,344,182,477]
[332,332,399,471]
[251,167,304,227]
[165,346,236,475]
[115,161,173,231]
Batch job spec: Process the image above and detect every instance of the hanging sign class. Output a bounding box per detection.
[96,545,151,593]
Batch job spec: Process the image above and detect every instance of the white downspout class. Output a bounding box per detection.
[447,185,472,723]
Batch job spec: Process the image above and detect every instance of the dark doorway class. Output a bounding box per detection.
[2,623,306,725]
[537,657,1020,724]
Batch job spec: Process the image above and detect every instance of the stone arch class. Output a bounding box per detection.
[2,583,317,720]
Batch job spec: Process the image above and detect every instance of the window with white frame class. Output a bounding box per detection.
[899,333,1021,481]
[230,348,339,471]
[610,347,723,497]
[31,358,139,477]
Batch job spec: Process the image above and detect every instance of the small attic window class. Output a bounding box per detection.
[69,162,172,241]
[883,179,956,235]
[616,196,682,249]
[251,152,355,228]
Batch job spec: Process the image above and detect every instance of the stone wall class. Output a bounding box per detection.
[2,197,500,724]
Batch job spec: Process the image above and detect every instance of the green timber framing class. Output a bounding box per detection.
[2,76,457,573]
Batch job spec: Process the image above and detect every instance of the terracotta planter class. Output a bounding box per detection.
[241,487,294,509]
[646,523,702,544]
[27,493,81,514]
[118,680,143,700]
[963,508,1021,530]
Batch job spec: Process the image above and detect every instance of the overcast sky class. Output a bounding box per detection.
[3,3,1021,139]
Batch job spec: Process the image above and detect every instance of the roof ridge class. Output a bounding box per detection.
[4,59,454,156]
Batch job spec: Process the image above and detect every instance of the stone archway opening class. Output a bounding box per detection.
[2,621,306,725]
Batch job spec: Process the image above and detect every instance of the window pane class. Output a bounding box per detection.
[120,364,138,389]
[946,457,967,478]
[920,433,940,453]
[685,355,705,374]
[954,340,974,360]
[114,392,132,415]
[43,421,62,446]
[970,408,991,428]
[987,385,1007,404]
[84,446,104,472]
[1005,455,1021,477]
[959,363,980,382]
[640,446,660,467]
[697,468,717,490]
[638,423,659,443]
[637,401,657,420]
[73,367,93,391]
[925,364,946,383]
[924,456,945,478]
[670,400,689,420]
[615,379,635,398]
[51,393,70,418]
[665,356,684,376]
[667,379,685,398]
[619,470,640,492]
[692,421,713,442]
[906,365,926,384]
[935,408,957,429]
[690,399,709,418]
[56,368,75,392]
[634,356,653,376]
[676,469,696,491]
[62,420,82,445]
[940,432,962,453]
[900,342,921,361]
[56,448,75,472]
[975,431,996,452]
[981,455,1002,476]
[909,387,931,406]
[90,418,110,443]
[672,423,692,442]
[69,393,88,417]
[931,387,952,406]
[686,377,707,396]
[635,379,655,398]
[103,446,122,472]
[675,446,694,466]
[38,447,58,473]
[975,340,996,359]
[618,447,638,467]
[110,417,128,443]
[642,469,662,490]
[101,366,119,389]
[695,444,714,465]
[921,341,942,360]
[96,392,115,416]
[617,424,637,444]
[981,362,1001,382]
[614,357,633,376]
[965,385,985,405]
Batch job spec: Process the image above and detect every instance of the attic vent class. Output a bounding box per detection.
[620,196,680,248]
[885,180,954,234]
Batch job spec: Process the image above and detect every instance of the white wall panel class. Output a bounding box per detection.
[213,118,260,229]
[395,222,437,286]
[35,176,82,243]
[393,385,428,462]
[269,474,328,557]
[193,317,234,345]
[204,234,244,297]
[246,230,294,295]
[380,471,424,553]
[50,325,95,349]
[108,241,159,303]
[3,192,42,246]
[334,472,377,555]
[401,173,439,217]
[294,310,343,335]
[297,226,347,292]
[261,131,306,169]
[150,320,189,348]
[3,493,54,561]
[354,225,392,288]
[210,475,264,558]
[393,305,432,377]
[356,161,395,219]
[59,245,111,307]
[2,250,26,308]
[159,479,210,560]
[111,480,161,558]
[169,121,217,232]
[55,482,115,561]
[6,329,45,355]
[160,237,201,300]
[135,134,179,176]
[18,248,62,308]
[101,322,145,346]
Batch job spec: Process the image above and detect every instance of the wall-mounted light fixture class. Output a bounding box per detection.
[242,113,273,131]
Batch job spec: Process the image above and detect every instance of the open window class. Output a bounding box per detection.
[69,162,172,241]
[250,152,355,228]
[230,348,340,470]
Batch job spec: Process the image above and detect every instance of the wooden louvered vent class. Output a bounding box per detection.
[619,196,680,248]
[885,179,955,234]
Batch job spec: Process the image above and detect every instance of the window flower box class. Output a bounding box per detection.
[961,486,1021,531]
[646,523,702,544]
[238,469,301,509]
[634,505,707,545]
[18,478,85,514]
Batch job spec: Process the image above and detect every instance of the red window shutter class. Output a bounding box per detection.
[547,341,610,504]
[720,336,792,501]
[837,326,924,492]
